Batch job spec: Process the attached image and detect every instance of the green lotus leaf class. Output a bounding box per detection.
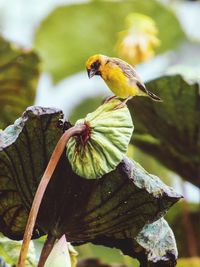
[128,73,200,188]
[0,106,181,266]
[0,36,40,129]
[34,0,185,82]
[67,100,133,179]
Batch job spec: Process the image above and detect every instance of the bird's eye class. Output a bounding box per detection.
[91,63,95,68]
[91,60,100,69]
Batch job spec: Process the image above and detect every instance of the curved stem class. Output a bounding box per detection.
[17,124,86,267]
[38,234,56,267]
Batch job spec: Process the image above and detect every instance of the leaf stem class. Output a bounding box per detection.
[17,124,86,267]
[38,234,56,267]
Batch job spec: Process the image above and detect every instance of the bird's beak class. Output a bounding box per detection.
[87,68,96,79]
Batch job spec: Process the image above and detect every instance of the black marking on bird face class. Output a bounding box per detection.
[88,60,101,78]
[91,60,101,71]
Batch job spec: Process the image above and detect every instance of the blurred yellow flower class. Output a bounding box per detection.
[116,13,160,65]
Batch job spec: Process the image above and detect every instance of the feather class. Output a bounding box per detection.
[137,81,162,101]
[110,58,141,81]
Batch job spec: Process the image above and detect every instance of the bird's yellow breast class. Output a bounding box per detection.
[100,64,140,98]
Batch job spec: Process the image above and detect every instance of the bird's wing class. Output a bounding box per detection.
[110,57,148,94]
[110,58,139,79]
[136,80,148,94]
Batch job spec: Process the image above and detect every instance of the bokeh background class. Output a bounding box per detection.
[0,0,200,266]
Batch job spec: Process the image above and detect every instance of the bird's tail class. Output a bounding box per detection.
[147,90,162,102]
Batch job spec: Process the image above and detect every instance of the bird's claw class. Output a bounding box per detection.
[113,102,126,110]
[104,95,118,104]
[113,96,132,110]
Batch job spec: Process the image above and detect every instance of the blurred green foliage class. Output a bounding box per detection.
[165,201,200,257]
[69,95,103,124]
[0,235,36,266]
[77,244,138,266]
[177,258,200,267]
[0,36,40,129]
[34,0,185,82]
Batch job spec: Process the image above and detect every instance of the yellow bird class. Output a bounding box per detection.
[86,54,162,106]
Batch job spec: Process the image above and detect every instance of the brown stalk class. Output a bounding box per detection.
[38,233,57,267]
[17,124,86,267]
[182,182,198,257]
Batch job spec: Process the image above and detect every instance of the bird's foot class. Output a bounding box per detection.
[113,96,132,110]
[104,95,118,104]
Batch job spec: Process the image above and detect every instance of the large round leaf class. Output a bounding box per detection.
[34,0,185,82]
[0,106,181,266]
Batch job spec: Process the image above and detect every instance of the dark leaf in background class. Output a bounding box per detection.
[0,107,181,266]
[0,36,40,129]
[128,74,200,188]
[34,0,185,82]
[166,202,200,257]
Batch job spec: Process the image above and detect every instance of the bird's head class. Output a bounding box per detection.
[86,54,108,78]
